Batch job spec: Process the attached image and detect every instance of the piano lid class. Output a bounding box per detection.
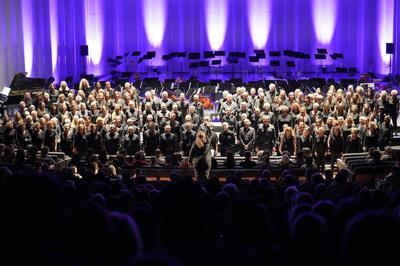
[10,72,46,89]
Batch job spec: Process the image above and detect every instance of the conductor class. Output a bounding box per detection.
[189,131,212,180]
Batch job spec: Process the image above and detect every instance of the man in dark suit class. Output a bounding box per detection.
[238,119,256,156]
[255,115,276,154]
[159,124,177,156]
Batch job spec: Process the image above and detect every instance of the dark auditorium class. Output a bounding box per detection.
[1,0,400,265]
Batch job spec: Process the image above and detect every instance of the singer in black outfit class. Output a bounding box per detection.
[189,131,212,180]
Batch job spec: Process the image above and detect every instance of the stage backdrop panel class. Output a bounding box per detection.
[0,0,398,87]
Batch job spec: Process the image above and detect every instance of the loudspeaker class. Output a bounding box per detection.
[386,43,395,55]
[80,45,89,56]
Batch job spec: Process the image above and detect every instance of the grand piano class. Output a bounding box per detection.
[10,72,46,91]
[7,72,46,104]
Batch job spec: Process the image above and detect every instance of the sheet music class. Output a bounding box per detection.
[0,87,11,96]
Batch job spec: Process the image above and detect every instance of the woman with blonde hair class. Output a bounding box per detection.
[279,126,296,156]
[189,131,212,180]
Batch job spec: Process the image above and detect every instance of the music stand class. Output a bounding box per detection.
[176,52,187,58]
[189,62,199,77]
[228,52,240,58]
[227,57,238,64]
[349,67,357,77]
[249,56,259,63]
[317,48,328,54]
[269,51,281,57]
[254,49,266,57]
[162,54,173,74]
[270,60,280,77]
[211,60,222,78]
[211,60,222,66]
[249,56,262,78]
[214,51,226,56]
[286,61,296,77]
[199,61,209,67]
[174,52,187,75]
[283,50,295,57]
[270,61,280,67]
[227,57,239,78]
[146,51,156,58]
[188,52,200,60]
[144,51,156,73]
[336,67,347,73]
[334,53,344,59]
[286,61,295,67]
[315,54,326,75]
[204,51,215,58]
[199,61,209,79]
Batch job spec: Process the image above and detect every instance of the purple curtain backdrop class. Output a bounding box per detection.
[0,0,398,87]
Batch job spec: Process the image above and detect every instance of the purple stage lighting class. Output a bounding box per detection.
[49,0,58,79]
[85,0,104,69]
[378,0,394,73]
[143,0,167,47]
[206,0,227,51]
[22,0,33,76]
[247,0,271,49]
[312,0,337,45]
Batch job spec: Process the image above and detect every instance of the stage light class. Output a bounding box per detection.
[378,0,394,72]
[312,0,337,45]
[21,0,33,76]
[85,0,103,66]
[247,0,271,49]
[206,0,227,51]
[49,0,58,79]
[143,0,167,47]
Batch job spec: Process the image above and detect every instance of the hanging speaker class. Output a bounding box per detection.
[80,45,89,56]
[386,43,395,55]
